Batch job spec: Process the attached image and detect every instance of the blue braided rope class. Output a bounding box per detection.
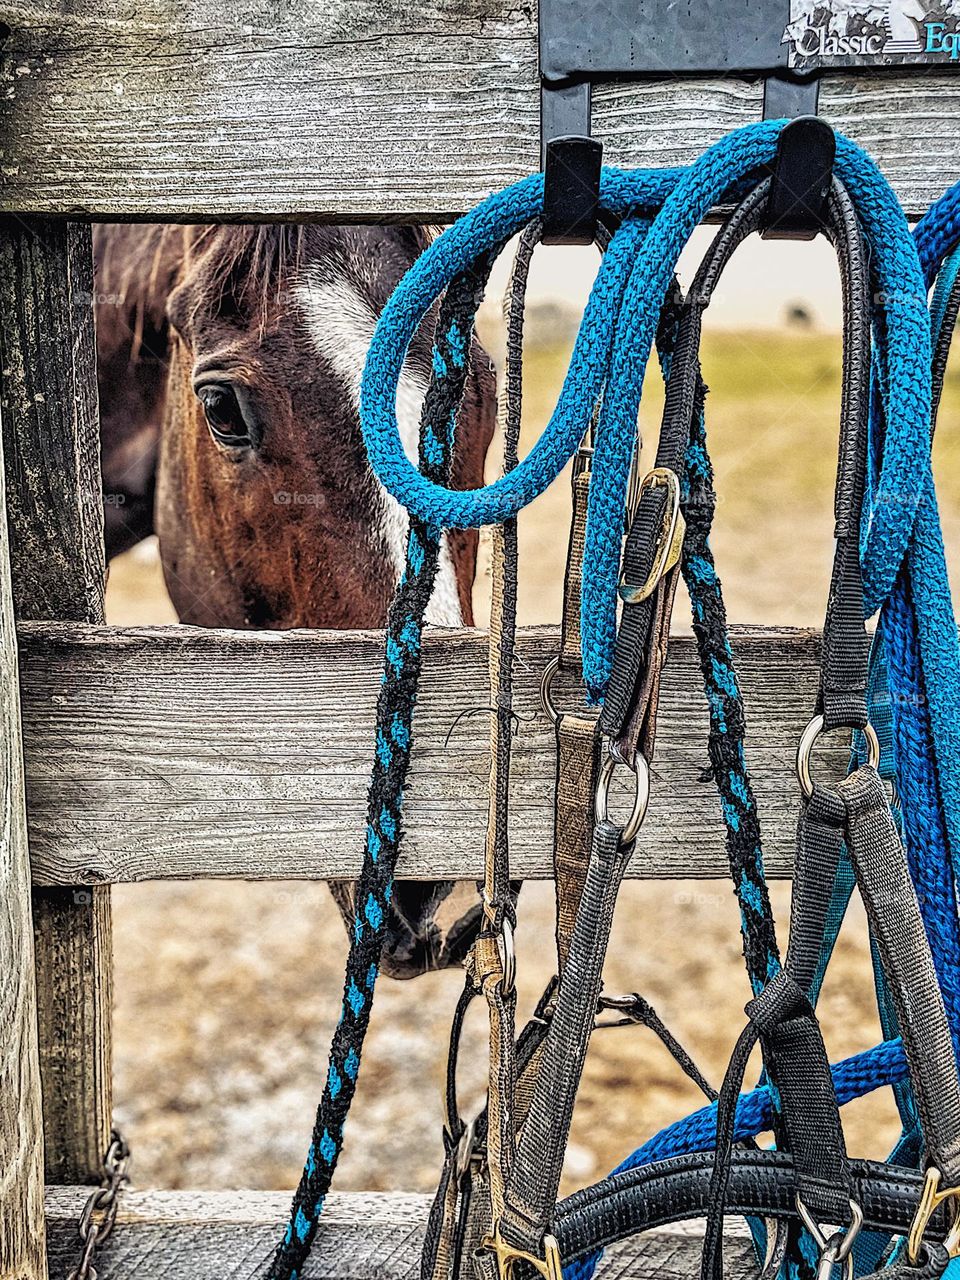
[570,177,960,1280]
[268,260,492,1279]
[362,121,933,699]
[679,388,779,998]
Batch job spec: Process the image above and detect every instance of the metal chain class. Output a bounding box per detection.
[66,1129,130,1280]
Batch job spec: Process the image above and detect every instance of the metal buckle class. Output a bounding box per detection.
[481,1224,563,1280]
[572,444,594,479]
[908,1166,960,1263]
[595,992,641,1029]
[795,1195,863,1280]
[618,467,686,605]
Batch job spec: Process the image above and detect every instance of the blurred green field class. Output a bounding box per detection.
[475,329,960,629]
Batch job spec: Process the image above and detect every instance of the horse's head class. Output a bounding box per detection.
[104,224,497,978]
[157,225,490,633]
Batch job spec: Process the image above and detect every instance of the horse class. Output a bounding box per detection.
[93,223,497,978]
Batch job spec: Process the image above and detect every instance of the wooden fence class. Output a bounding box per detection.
[0,3,958,1276]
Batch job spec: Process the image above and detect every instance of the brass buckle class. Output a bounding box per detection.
[481,1224,563,1280]
[908,1166,960,1263]
[618,467,686,605]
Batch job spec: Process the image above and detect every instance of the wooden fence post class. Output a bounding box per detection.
[0,408,46,1278]
[0,217,111,1185]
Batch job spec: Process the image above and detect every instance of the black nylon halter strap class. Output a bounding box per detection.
[601,175,872,749]
[496,819,633,1261]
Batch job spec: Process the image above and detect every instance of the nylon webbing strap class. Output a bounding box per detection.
[551,228,609,974]
[554,715,602,974]
[736,788,852,1228]
[559,461,591,670]
[839,767,960,1185]
[499,821,633,1257]
[748,970,853,1224]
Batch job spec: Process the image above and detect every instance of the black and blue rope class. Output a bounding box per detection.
[679,409,780,998]
[268,254,494,1280]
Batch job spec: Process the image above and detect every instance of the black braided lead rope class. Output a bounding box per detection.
[269,254,494,1280]
[680,401,780,998]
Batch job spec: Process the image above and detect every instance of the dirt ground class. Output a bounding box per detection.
[104,324,960,1199]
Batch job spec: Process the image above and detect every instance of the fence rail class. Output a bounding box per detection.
[20,620,841,884]
[1,3,959,219]
[43,1189,753,1279]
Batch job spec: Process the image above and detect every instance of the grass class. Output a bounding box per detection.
[475,329,960,630]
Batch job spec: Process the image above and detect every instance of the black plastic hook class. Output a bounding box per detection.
[542,135,603,245]
[541,81,602,245]
[761,113,836,241]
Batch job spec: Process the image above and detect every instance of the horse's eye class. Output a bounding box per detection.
[197,384,252,447]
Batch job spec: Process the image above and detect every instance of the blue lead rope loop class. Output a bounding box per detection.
[361,120,932,701]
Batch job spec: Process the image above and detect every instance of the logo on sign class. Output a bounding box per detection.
[783,0,960,64]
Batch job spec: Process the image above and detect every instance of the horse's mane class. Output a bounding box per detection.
[93,224,308,357]
[189,224,307,317]
[93,222,433,359]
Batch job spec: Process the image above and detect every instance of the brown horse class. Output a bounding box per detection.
[94,224,496,978]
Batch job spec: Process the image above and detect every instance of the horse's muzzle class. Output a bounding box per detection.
[328,880,483,979]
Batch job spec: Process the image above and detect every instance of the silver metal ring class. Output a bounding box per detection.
[539,656,560,725]
[796,713,880,799]
[595,747,650,846]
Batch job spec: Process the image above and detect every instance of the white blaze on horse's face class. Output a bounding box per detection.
[295,270,464,628]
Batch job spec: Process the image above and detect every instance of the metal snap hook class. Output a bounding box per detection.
[539,655,560,725]
[497,916,516,997]
[795,1194,863,1280]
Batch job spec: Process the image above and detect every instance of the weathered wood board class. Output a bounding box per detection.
[0,394,45,1279]
[0,217,113,1183]
[20,621,841,885]
[1,2,958,219]
[44,1188,753,1280]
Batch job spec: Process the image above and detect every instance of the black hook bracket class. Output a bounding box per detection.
[761,113,836,241]
[541,80,602,245]
[539,0,958,244]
